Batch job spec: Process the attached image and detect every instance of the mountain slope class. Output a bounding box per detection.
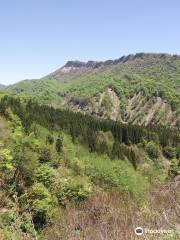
[3,53,180,127]
[0,96,179,239]
[0,84,5,90]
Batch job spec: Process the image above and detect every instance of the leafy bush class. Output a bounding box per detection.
[0,146,13,171]
[163,146,176,159]
[34,164,56,187]
[56,177,93,205]
[13,150,38,186]
[69,157,85,175]
[1,212,15,227]
[168,158,180,177]
[56,135,63,153]
[20,216,34,235]
[146,141,160,159]
[139,160,168,184]
[28,183,56,229]
[46,134,54,145]
[38,147,52,163]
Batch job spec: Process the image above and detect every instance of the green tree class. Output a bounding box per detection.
[35,165,56,187]
[46,134,54,145]
[56,177,93,205]
[146,141,160,159]
[28,183,56,229]
[55,135,63,153]
[38,147,52,163]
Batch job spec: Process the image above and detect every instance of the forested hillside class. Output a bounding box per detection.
[3,53,180,127]
[0,95,179,239]
[0,53,180,240]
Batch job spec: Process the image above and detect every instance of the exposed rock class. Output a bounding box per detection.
[44,53,178,77]
[64,90,178,127]
[65,88,121,121]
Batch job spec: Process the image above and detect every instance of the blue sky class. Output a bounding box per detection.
[0,0,180,85]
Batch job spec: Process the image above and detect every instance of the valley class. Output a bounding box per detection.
[0,53,180,240]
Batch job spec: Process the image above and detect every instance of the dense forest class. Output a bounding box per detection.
[0,95,179,239]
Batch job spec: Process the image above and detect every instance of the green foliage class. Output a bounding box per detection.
[139,160,168,184]
[55,134,63,153]
[46,134,54,145]
[38,147,52,163]
[4,54,180,123]
[168,158,180,177]
[35,164,56,187]
[85,156,147,196]
[68,157,85,175]
[28,183,56,229]
[20,216,34,235]
[101,92,113,112]
[111,141,138,168]
[0,142,13,171]
[56,177,93,205]
[13,150,38,186]
[145,141,160,159]
[0,93,179,237]
[163,146,176,159]
[11,115,40,153]
[1,96,179,156]
[1,212,15,227]
[95,131,114,154]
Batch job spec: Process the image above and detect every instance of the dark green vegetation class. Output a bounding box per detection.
[0,95,179,239]
[2,53,180,127]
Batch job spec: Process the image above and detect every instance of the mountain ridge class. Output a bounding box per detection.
[43,52,180,78]
[1,52,180,128]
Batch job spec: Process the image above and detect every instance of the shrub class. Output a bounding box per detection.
[1,212,15,227]
[56,177,93,205]
[56,135,63,153]
[168,158,180,177]
[146,141,160,159]
[34,164,56,187]
[46,134,54,145]
[163,146,176,159]
[20,216,34,235]
[28,183,56,229]
[0,142,14,171]
[38,147,52,163]
[66,156,85,175]
[13,150,38,186]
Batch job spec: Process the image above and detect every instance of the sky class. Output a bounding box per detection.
[0,0,180,85]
